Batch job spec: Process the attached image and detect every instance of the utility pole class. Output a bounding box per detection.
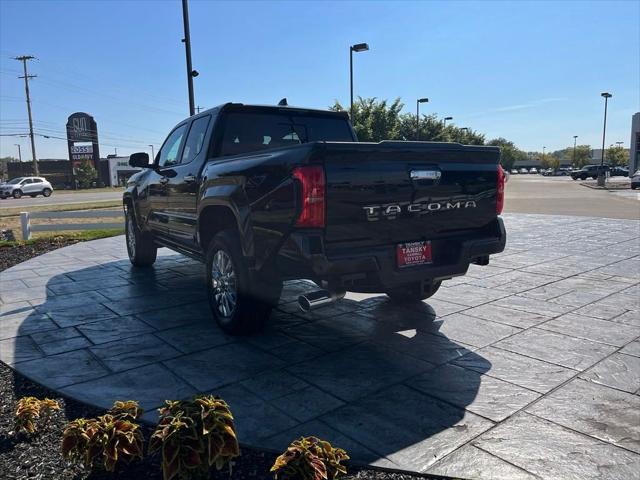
[14,144,22,162]
[15,55,39,176]
[181,0,197,116]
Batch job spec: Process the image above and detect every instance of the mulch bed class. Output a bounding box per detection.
[0,237,80,272]
[0,362,450,479]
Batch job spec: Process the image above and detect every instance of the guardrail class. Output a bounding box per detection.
[20,209,124,240]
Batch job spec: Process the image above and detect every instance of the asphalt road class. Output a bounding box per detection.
[0,176,637,220]
[0,190,123,209]
[505,174,639,220]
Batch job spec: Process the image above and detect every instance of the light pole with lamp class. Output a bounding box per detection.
[443,116,453,127]
[149,144,155,161]
[572,135,578,167]
[598,92,612,187]
[349,43,369,123]
[416,98,429,140]
[14,144,22,162]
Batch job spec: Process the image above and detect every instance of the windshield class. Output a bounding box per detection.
[7,178,24,185]
[219,110,354,157]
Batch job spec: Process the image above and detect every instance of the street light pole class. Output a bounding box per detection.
[15,144,22,162]
[573,135,578,167]
[149,144,155,160]
[443,116,453,127]
[181,0,198,117]
[598,92,612,187]
[349,43,369,123]
[416,98,429,140]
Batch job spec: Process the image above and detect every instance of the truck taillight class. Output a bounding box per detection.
[292,166,325,228]
[496,165,505,214]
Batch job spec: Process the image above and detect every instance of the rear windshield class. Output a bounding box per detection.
[218,110,354,157]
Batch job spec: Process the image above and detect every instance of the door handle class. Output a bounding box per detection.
[159,177,169,185]
[184,174,196,183]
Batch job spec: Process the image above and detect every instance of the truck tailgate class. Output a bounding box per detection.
[321,141,501,245]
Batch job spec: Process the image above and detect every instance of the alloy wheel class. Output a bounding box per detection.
[126,214,136,259]
[210,250,237,318]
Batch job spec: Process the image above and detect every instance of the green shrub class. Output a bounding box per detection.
[60,400,144,472]
[15,396,60,434]
[271,436,349,480]
[149,395,240,480]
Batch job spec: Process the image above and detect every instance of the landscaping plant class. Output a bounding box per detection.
[108,400,144,421]
[61,400,144,472]
[148,394,240,480]
[271,436,349,480]
[15,396,60,434]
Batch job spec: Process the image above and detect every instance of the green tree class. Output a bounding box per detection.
[544,152,561,170]
[570,145,592,168]
[486,138,527,170]
[332,97,485,145]
[606,146,628,166]
[75,160,97,188]
[331,97,404,142]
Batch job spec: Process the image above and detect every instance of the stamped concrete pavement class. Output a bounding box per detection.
[1,213,639,478]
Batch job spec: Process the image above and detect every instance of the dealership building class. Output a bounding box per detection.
[631,112,640,175]
[7,156,140,188]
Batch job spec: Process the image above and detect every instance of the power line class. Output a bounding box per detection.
[15,55,39,175]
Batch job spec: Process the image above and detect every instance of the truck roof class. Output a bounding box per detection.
[199,102,350,119]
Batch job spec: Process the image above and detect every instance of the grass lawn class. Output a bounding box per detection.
[0,202,123,237]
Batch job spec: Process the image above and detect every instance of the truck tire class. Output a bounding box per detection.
[205,229,282,335]
[125,208,157,267]
[386,280,442,303]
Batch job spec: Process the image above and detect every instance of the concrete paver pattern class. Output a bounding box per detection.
[1,212,639,478]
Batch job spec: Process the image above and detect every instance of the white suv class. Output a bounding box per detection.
[0,177,54,199]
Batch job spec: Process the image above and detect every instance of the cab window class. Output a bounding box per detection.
[158,124,188,168]
[181,116,210,164]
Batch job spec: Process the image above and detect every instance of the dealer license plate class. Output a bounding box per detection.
[397,241,432,268]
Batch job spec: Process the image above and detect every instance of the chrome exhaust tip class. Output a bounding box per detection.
[298,289,345,312]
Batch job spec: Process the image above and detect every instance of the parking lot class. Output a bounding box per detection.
[1,198,639,477]
[505,174,639,219]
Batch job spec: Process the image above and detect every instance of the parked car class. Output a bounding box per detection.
[631,170,640,190]
[529,168,538,174]
[519,168,528,174]
[510,169,518,174]
[610,166,629,177]
[124,102,506,334]
[571,165,610,180]
[0,177,53,199]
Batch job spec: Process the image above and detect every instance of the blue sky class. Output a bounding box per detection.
[1,0,638,160]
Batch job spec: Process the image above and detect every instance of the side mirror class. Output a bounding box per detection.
[129,152,151,168]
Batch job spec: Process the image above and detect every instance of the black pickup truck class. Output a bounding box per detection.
[124,103,506,334]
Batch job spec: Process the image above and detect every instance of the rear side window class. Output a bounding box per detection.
[219,111,354,157]
[181,115,210,164]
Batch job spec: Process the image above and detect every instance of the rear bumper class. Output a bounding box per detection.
[277,217,506,292]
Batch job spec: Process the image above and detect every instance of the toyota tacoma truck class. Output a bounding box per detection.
[124,103,506,334]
